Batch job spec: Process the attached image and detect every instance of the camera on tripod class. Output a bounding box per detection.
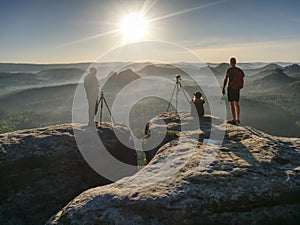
[166,74,190,113]
[175,74,181,83]
[97,91,115,125]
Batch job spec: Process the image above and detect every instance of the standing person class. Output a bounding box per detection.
[84,67,99,126]
[222,57,245,124]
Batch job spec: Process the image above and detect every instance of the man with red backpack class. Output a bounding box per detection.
[222,57,245,125]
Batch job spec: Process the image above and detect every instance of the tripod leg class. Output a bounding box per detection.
[175,84,180,113]
[103,97,115,123]
[99,97,104,124]
[175,81,191,115]
[166,83,177,112]
[181,86,191,103]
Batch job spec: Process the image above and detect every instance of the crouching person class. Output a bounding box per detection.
[190,91,205,118]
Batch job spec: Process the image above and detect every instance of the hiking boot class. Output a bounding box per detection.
[227,119,237,125]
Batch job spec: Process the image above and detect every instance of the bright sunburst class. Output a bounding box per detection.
[120,13,147,41]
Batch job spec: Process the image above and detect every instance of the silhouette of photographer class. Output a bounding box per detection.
[84,67,99,126]
[190,91,205,118]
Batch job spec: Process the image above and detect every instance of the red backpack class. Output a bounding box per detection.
[230,67,244,90]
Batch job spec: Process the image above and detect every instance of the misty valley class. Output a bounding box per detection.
[0,62,299,137]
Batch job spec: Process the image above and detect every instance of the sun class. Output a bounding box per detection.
[120,13,148,41]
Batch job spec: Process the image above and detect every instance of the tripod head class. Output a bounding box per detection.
[175,74,181,84]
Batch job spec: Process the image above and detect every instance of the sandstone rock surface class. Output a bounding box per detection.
[47,113,300,225]
[0,123,137,225]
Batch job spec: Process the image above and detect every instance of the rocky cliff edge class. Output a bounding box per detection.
[0,123,137,225]
[47,113,300,225]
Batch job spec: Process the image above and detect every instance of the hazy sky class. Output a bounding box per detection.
[1,0,299,63]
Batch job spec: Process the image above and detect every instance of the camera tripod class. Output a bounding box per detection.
[96,92,115,125]
[166,75,190,113]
